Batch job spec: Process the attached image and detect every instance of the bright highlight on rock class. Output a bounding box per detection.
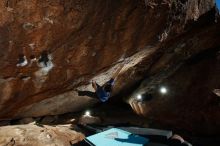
[84,110,91,116]
[136,94,142,100]
[160,87,167,94]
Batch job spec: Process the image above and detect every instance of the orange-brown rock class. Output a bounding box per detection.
[0,123,84,146]
[0,0,219,126]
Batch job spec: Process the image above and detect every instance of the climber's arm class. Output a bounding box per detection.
[111,64,124,80]
[92,81,98,91]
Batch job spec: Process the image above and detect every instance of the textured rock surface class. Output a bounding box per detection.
[0,0,167,119]
[0,0,219,126]
[129,50,220,135]
[0,123,84,146]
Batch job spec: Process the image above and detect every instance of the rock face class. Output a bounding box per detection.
[0,123,84,146]
[129,50,220,135]
[0,0,219,128]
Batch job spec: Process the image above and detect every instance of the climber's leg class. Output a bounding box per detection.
[92,81,101,91]
[77,90,97,99]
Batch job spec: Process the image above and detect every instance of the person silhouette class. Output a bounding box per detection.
[77,64,124,102]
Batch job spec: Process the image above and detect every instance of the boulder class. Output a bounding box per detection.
[0,0,218,120]
[0,124,84,146]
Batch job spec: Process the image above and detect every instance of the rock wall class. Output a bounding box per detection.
[0,0,219,120]
[130,48,220,135]
[128,4,220,136]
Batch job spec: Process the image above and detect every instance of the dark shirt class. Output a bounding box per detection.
[96,78,115,102]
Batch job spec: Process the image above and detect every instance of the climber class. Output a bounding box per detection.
[38,50,49,67]
[77,64,124,102]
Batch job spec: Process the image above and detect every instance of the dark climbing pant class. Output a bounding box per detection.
[77,83,102,100]
[77,90,98,99]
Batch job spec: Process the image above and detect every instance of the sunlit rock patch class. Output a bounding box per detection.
[0,123,84,146]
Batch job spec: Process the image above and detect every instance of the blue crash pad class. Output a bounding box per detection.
[85,128,149,146]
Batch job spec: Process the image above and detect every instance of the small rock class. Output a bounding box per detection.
[19,117,34,124]
[78,116,101,125]
[41,116,57,124]
[0,120,11,126]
